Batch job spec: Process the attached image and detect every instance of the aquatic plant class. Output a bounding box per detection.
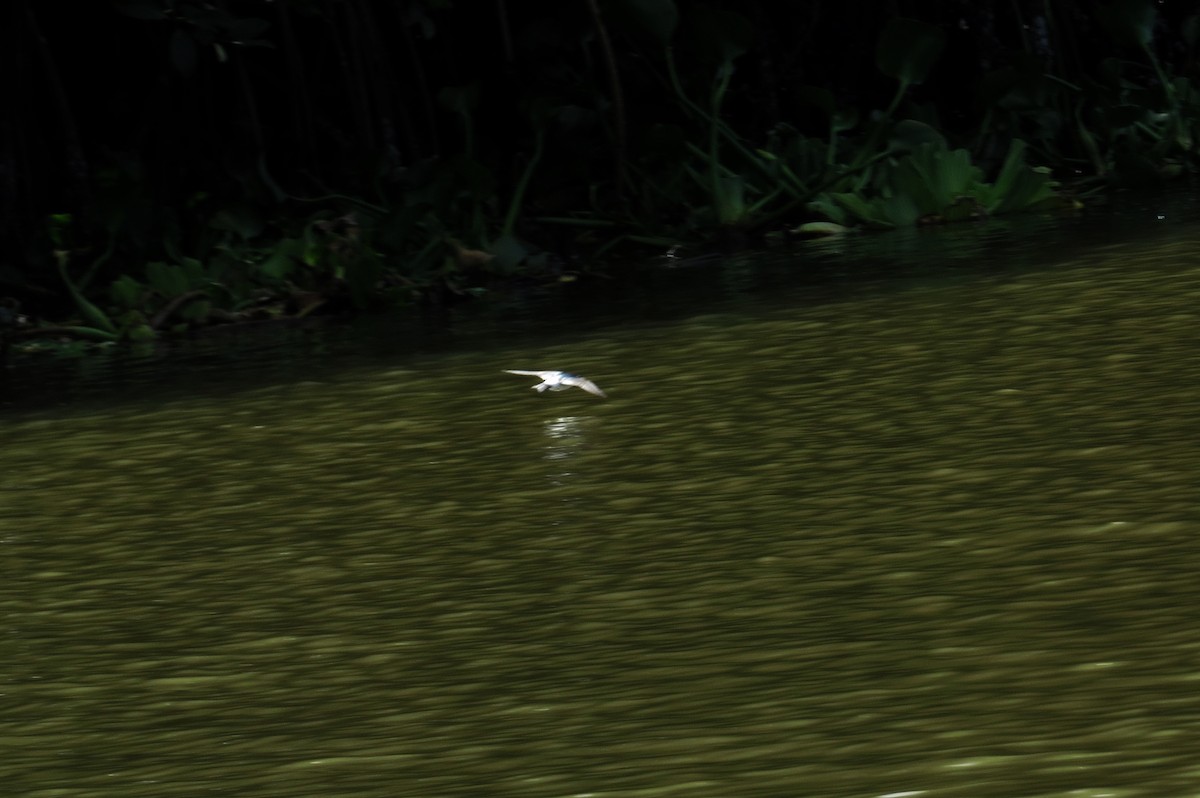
[805,136,1065,231]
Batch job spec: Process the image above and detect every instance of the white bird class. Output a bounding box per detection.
[504,370,607,398]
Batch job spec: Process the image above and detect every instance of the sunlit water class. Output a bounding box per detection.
[4,212,1200,797]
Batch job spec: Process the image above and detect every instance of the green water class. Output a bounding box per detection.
[4,225,1200,797]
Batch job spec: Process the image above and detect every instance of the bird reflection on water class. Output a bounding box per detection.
[541,415,593,492]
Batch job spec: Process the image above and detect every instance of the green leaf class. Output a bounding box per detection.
[110,275,145,310]
[889,154,941,215]
[714,174,746,225]
[259,238,304,281]
[182,257,207,285]
[989,139,1056,214]
[888,120,947,153]
[876,17,946,87]
[878,193,921,227]
[831,108,860,135]
[146,262,190,297]
[117,311,157,342]
[919,146,980,206]
[179,299,212,323]
[990,139,1030,202]
[806,194,850,226]
[55,252,117,335]
[831,192,895,229]
[47,213,73,249]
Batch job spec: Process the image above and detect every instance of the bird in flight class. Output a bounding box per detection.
[504,370,607,398]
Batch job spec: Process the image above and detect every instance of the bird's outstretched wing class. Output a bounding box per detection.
[504,369,554,378]
[562,375,607,398]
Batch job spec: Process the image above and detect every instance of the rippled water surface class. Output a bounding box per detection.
[5,214,1200,797]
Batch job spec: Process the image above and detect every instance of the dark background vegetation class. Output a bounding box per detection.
[1,0,1197,342]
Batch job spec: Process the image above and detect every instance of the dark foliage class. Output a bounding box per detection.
[1,0,1197,340]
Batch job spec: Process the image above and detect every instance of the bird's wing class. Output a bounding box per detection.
[504,370,553,377]
[564,375,607,397]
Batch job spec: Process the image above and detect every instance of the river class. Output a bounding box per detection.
[4,204,1200,797]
